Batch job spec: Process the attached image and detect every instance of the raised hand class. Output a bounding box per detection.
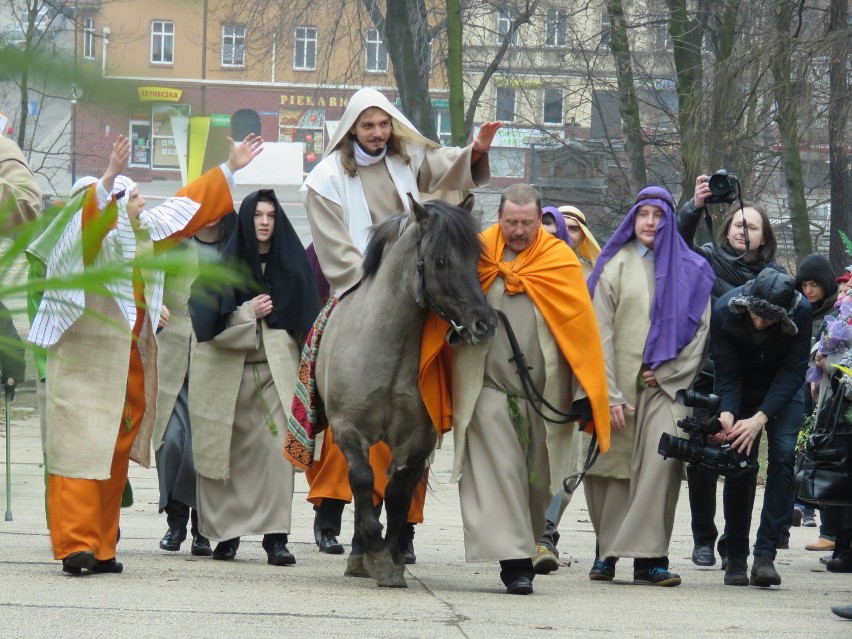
[101,135,130,193]
[473,121,502,153]
[226,133,264,174]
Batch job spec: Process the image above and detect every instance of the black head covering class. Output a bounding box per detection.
[794,253,838,303]
[728,268,802,335]
[191,189,319,342]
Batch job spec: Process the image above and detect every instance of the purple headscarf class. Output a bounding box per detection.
[588,186,715,369]
[541,206,570,245]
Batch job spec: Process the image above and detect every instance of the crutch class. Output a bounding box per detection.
[4,379,12,522]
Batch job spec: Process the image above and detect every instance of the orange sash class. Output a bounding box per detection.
[420,224,611,451]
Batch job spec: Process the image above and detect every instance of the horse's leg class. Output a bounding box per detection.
[334,426,396,585]
[383,457,427,586]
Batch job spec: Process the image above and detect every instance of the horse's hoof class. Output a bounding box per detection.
[364,550,396,582]
[344,554,370,578]
[378,566,407,588]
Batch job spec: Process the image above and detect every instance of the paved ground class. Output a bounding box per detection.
[1,389,851,638]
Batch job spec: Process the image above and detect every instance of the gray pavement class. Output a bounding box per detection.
[1,390,851,638]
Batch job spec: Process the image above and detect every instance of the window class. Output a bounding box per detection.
[435,109,452,144]
[82,17,95,60]
[652,14,672,52]
[496,87,516,122]
[221,24,246,67]
[497,9,519,45]
[544,8,567,47]
[543,88,563,125]
[365,28,388,72]
[294,26,317,70]
[150,20,174,64]
[599,11,610,50]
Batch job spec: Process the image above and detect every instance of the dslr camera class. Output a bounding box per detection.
[705,169,739,205]
[657,389,756,478]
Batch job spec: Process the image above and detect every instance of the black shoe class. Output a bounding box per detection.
[159,527,187,552]
[692,544,716,566]
[720,555,728,571]
[634,566,681,586]
[505,576,534,595]
[832,605,852,620]
[191,534,213,557]
[212,538,240,561]
[266,541,296,566]
[62,550,95,575]
[750,555,781,587]
[399,523,416,565]
[723,557,749,586]
[589,557,616,581]
[317,530,344,555]
[826,550,852,573]
[92,558,123,574]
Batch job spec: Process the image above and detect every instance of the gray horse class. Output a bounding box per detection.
[315,196,496,587]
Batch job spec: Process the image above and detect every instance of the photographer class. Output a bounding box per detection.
[710,269,812,587]
[678,174,787,568]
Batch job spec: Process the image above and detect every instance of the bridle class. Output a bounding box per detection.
[414,234,470,341]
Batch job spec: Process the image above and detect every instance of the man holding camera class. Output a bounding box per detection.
[710,269,812,586]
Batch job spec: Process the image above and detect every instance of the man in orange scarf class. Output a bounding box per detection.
[449,183,610,595]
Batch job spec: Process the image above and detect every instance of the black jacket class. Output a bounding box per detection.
[710,286,813,419]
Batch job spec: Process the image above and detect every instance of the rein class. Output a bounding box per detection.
[496,309,600,493]
[414,234,469,339]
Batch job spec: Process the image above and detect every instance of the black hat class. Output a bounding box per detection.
[794,253,838,301]
[728,269,801,334]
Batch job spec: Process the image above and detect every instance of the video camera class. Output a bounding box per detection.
[705,169,739,205]
[657,389,756,478]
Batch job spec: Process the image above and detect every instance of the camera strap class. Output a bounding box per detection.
[496,310,601,492]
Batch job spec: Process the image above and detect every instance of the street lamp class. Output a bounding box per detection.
[70,83,78,185]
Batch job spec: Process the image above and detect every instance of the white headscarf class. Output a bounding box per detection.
[303,88,439,253]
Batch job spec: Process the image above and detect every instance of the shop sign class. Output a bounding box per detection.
[138,86,183,102]
[210,113,231,127]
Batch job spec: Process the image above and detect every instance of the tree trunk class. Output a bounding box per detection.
[605,0,646,194]
[771,0,813,262]
[827,0,850,271]
[383,0,438,142]
[445,0,467,147]
[667,0,703,205]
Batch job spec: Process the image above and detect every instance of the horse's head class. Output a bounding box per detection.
[409,195,497,346]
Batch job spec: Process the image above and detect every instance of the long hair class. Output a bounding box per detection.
[339,130,411,178]
[717,200,777,263]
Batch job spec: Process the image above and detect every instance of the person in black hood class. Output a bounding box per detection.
[711,269,812,587]
[189,189,320,566]
[789,254,840,547]
[677,176,788,569]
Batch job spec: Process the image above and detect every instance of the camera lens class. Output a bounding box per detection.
[708,173,731,196]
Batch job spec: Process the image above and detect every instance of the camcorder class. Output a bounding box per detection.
[705,169,739,205]
[657,389,757,478]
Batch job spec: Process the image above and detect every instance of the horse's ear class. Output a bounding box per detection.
[459,193,475,212]
[408,193,428,224]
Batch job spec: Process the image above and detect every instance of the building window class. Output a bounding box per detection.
[544,8,567,47]
[82,17,95,59]
[497,9,519,45]
[599,11,610,50]
[435,109,452,144]
[365,28,388,72]
[652,14,672,52]
[294,26,317,70]
[543,88,563,125]
[221,24,246,67]
[150,20,174,64]
[496,87,516,122]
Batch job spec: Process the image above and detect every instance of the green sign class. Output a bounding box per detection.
[210,113,231,127]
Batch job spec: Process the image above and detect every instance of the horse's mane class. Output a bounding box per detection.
[361,201,482,281]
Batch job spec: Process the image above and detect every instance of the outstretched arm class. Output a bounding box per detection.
[99,135,130,195]
[225,133,264,175]
[471,121,501,165]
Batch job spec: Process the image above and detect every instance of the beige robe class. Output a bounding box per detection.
[586,246,710,559]
[152,241,199,450]
[45,291,158,479]
[190,302,300,541]
[452,273,576,562]
[305,146,487,295]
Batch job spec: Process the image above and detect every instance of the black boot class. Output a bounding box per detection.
[500,558,534,595]
[398,522,416,565]
[189,510,212,557]
[314,499,346,554]
[263,533,296,566]
[212,537,240,561]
